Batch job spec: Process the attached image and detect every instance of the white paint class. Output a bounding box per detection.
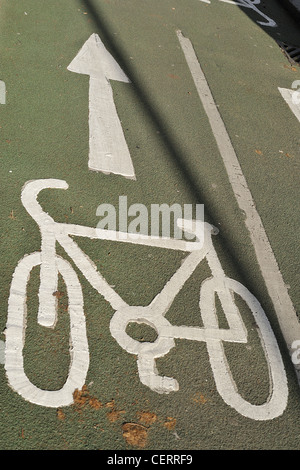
[278,87,300,124]
[0,341,5,364]
[21,179,68,328]
[5,252,89,408]
[288,0,300,10]
[68,34,135,179]
[0,81,6,104]
[291,340,300,365]
[110,217,288,420]
[6,179,288,418]
[199,277,287,420]
[198,0,277,27]
[177,30,300,385]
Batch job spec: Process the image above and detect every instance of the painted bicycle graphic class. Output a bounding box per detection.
[5,179,288,420]
[199,0,277,27]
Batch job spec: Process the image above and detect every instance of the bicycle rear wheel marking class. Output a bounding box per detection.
[200,278,288,420]
[5,252,89,408]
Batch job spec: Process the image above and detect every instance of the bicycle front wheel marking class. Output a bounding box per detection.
[5,252,89,408]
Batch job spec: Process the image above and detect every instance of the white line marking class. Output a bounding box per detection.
[278,87,300,124]
[68,33,136,179]
[177,30,300,382]
[0,341,5,364]
[0,81,6,104]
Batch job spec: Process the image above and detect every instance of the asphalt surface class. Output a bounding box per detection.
[0,0,299,452]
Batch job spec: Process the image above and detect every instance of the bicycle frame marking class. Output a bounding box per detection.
[5,179,288,420]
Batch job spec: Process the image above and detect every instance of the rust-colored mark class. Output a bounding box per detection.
[278,150,293,159]
[73,385,102,411]
[57,408,66,420]
[53,290,64,299]
[107,409,125,423]
[73,385,90,409]
[284,64,297,72]
[105,400,115,409]
[192,392,208,405]
[167,73,180,80]
[164,417,176,430]
[255,149,263,156]
[137,411,157,426]
[89,396,103,410]
[122,422,148,448]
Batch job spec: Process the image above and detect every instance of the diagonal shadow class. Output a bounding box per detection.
[234,0,300,67]
[232,0,300,53]
[78,0,297,324]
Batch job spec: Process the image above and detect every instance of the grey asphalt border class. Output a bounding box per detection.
[278,0,300,22]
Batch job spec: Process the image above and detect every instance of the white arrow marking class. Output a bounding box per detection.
[278,87,300,124]
[68,33,136,180]
[0,340,4,364]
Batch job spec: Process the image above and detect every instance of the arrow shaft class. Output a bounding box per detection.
[88,76,135,179]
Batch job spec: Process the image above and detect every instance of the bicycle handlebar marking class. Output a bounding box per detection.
[4,180,288,420]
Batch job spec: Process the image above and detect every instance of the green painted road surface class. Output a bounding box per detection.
[0,0,300,451]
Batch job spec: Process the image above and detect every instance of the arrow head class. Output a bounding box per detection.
[67,33,130,83]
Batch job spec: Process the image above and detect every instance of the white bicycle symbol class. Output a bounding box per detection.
[202,0,277,28]
[5,179,288,420]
